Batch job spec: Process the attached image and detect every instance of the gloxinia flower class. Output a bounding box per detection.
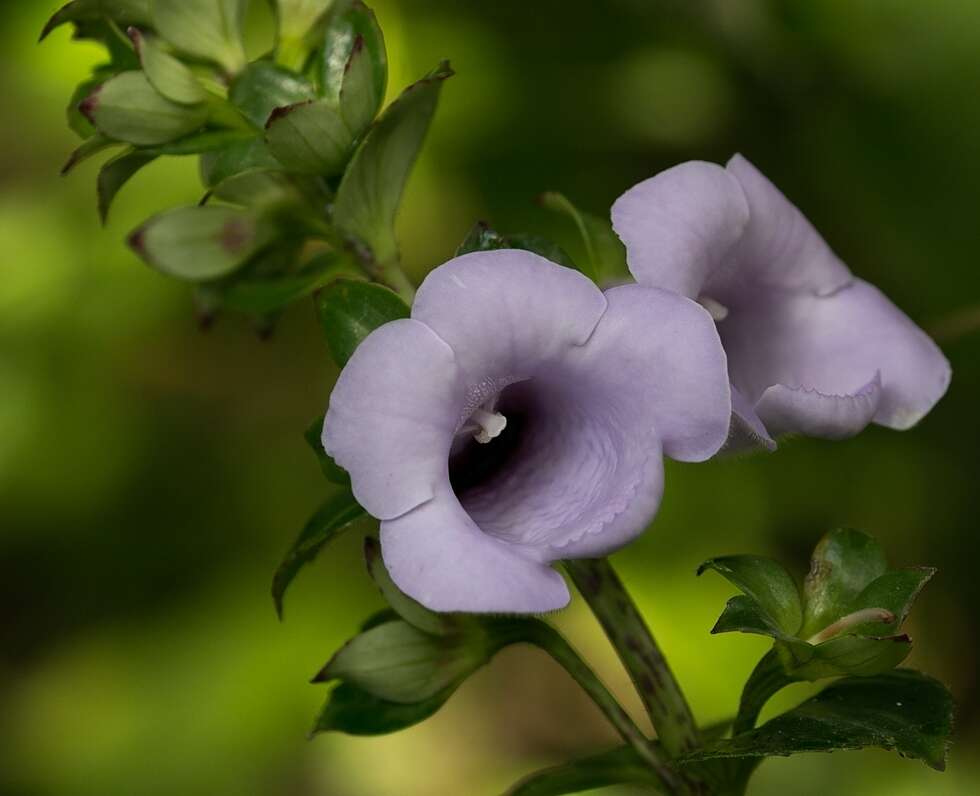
[323,250,731,613]
[612,155,951,448]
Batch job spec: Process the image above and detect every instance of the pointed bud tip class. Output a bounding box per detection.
[127,226,147,254]
[78,88,101,124]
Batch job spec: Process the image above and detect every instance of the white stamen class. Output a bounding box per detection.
[470,408,507,444]
[699,295,729,322]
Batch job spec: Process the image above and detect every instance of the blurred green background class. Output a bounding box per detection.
[2,1,978,794]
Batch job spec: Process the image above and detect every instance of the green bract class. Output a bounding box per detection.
[333,61,453,265]
[129,28,208,105]
[130,205,273,280]
[152,0,248,75]
[82,71,209,146]
[700,529,934,682]
[264,100,351,174]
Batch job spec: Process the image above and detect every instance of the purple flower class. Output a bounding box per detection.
[612,155,951,448]
[323,250,731,613]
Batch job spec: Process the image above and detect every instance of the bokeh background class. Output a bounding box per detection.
[2,1,978,794]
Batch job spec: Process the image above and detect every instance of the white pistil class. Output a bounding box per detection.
[470,408,507,444]
[806,607,896,645]
[699,295,729,322]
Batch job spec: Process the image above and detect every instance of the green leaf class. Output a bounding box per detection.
[229,61,316,128]
[265,100,351,174]
[200,137,282,188]
[315,278,410,367]
[153,0,248,75]
[505,746,665,796]
[848,567,936,636]
[272,488,366,618]
[317,0,387,105]
[304,415,351,484]
[97,149,157,223]
[208,169,299,207]
[712,596,814,666]
[333,61,453,264]
[802,528,888,639]
[41,0,152,41]
[61,133,119,175]
[684,670,954,771]
[314,619,490,703]
[81,71,209,146]
[363,537,457,636]
[312,681,452,737]
[129,205,273,280]
[539,192,628,283]
[340,33,385,139]
[128,28,207,105]
[699,555,803,635]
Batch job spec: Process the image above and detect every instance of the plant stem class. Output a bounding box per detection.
[732,649,795,735]
[505,619,679,793]
[564,559,701,760]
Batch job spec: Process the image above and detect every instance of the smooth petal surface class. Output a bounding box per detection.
[721,280,950,436]
[612,160,749,299]
[380,487,570,613]
[571,285,732,462]
[412,250,607,412]
[756,374,882,440]
[724,154,852,297]
[323,319,464,520]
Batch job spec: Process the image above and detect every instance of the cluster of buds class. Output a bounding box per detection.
[43,0,451,324]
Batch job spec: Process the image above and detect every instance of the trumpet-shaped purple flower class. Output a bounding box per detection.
[612,155,951,448]
[323,250,731,613]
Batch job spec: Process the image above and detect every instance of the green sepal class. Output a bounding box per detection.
[699,555,803,636]
[200,137,282,188]
[229,62,316,129]
[213,250,353,315]
[144,129,257,156]
[455,222,577,269]
[333,61,453,265]
[97,149,157,223]
[802,528,888,638]
[81,71,209,146]
[40,0,152,41]
[539,191,628,283]
[788,634,912,680]
[152,0,247,75]
[313,618,491,703]
[682,670,954,772]
[68,77,103,138]
[848,567,936,636]
[363,537,459,636]
[340,33,385,139]
[317,0,387,106]
[311,681,452,737]
[304,415,350,485]
[129,205,273,281]
[315,278,410,368]
[265,99,351,174]
[271,488,366,619]
[128,28,207,105]
[504,746,666,796]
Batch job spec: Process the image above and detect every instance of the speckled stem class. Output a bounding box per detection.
[500,619,679,793]
[564,559,702,763]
